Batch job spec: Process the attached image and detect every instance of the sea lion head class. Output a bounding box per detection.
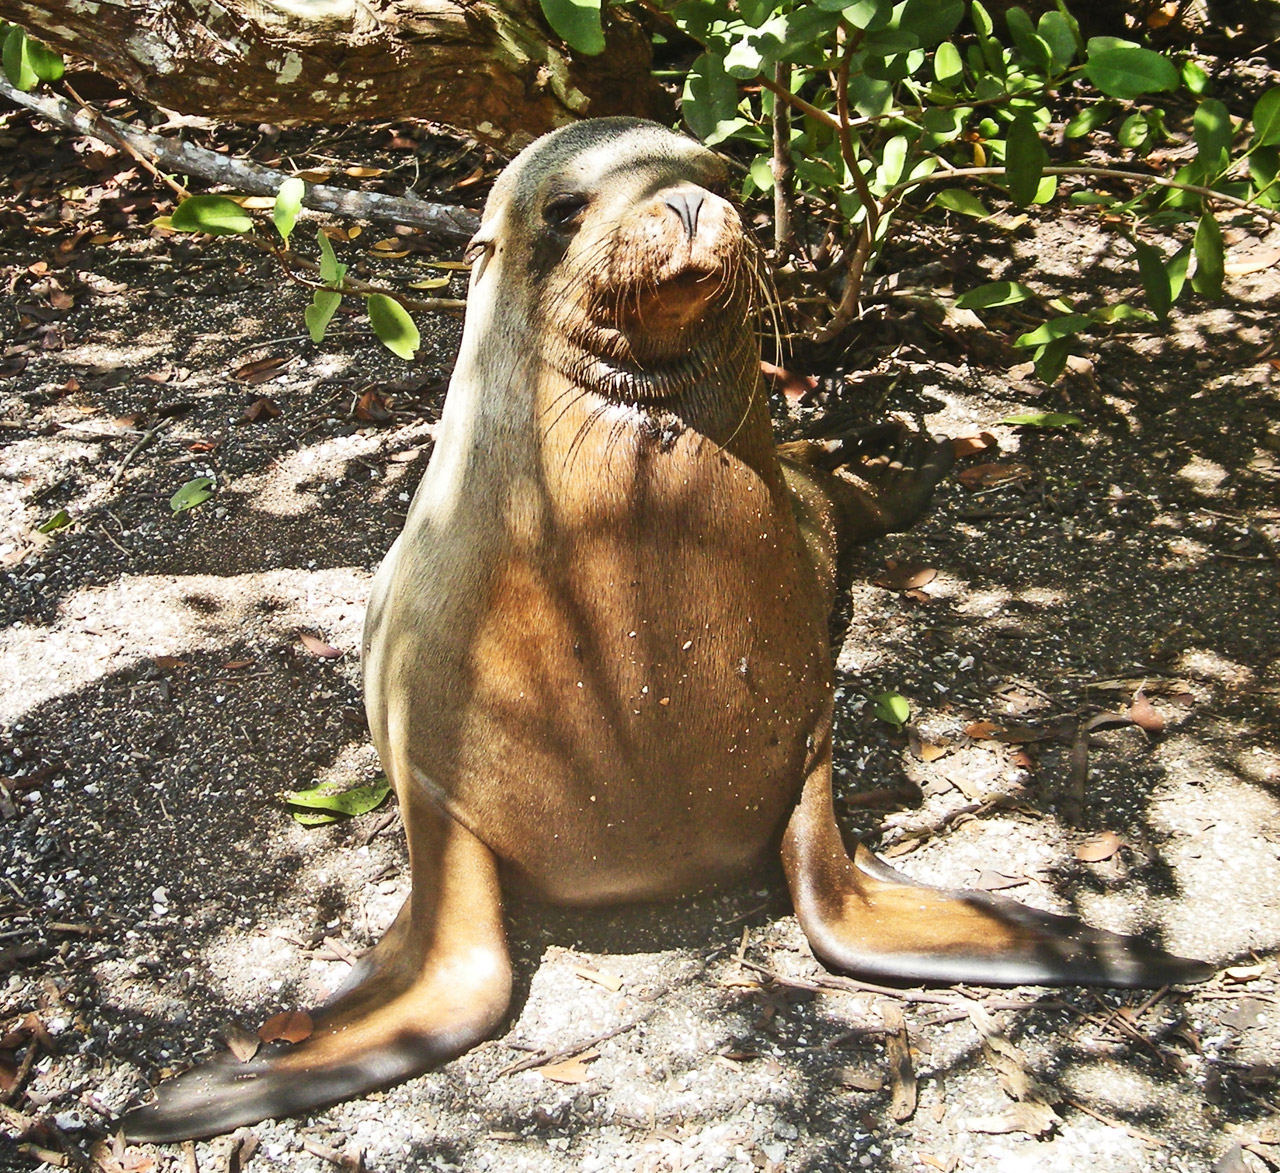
[468,118,762,402]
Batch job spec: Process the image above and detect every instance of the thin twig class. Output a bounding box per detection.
[495,1018,646,1078]
[106,417,172,493]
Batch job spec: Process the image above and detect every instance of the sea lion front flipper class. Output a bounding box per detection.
[121,811,511,1145]
[781,753,1213,988]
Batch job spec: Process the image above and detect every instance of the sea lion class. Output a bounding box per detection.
[122,117,1210,1144]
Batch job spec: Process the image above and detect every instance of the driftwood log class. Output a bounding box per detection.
[0,0,671,150]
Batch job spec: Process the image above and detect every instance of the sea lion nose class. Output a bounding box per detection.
[664,188,706,239]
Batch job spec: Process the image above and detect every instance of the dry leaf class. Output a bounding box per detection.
[354,389,393,423]
[918,1156,958,1173]
[258,1009,313,1044]
[760,359,818,403]
[345,165,386,178]
[964,720,1004,740]
[836,1066,884,1091]
[874,562,938,592]
[915,741,949,763]
[224,1024,261,1062]
[572,965,623,992]
[951,432,997,458]
[222,659,254,670]
[233,356,288,384]
[956,462,1035,490]
[1224,246,1280,276]
[881,1003,917,1122]
[241,396,282,423]
[1224,964,1267,984]
[153,655,190,670]
[1075,830,1124,862]
[539,1048,599,1084]
[1128,691,1165,734]
[965,1101,1060,1136]
[299,632,343,659]
[976,870,1028,891]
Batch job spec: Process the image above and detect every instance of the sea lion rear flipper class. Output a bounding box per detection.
[781,756,1213,988]
[121,814,511,1144]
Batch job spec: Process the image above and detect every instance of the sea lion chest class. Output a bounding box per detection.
[366,397,832,903]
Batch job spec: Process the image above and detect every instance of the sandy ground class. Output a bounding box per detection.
[2,92,1280,1173]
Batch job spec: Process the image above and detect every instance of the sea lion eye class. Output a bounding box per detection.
[544,193,589,228]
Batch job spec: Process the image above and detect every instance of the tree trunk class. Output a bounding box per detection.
[0,0,671,150]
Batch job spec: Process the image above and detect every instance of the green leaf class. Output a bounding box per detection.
[1036,11,1077,71]
[1006,6,1050,71]
[305,289,342,343]
[878,134,909,188]
[930,188,991,218]
[1090,302,1153,324]
[316,227,346,286]
[37,507,71,533]
[999,411,1083,427]
[1082,40,1179,99]
[682,52,742,145]
[1118,111,1154,151]
[1032,336,1072,384]
[1134,238,1172,320]
[872,691,910,728]
[895,0,964,48]
[28,36,63,82]
[932,40,963,86]
[367,293,420,360]
[1190,210,1223,297]
[748,155,774,193]
[1252,89,1280,147]
[1182,60,1209,96]
[170,476,215,513]
[839,0,895,30]
[1005,111,1046,206]
[955,281,1037,309]
[1064,104,1113,139]
[273,177,305,245]
[2,26,38,90]
[1249,147,1279,206]
[538,0,604,55]
[1193,98,1233,165]
[286,778,392,825]
[1167,242,1192,303]
[1015,313,1091,347]
[170,195,253,236]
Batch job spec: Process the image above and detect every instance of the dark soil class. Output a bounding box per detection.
[2,78,1279,1173]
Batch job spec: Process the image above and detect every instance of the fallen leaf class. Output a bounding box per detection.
[222,659,254,670]
[760,360,819,403]
[355,389,393,423]
[915,741,950,763]
[1075,830,1124,862]
[965,1101,1060,1136]
[881,1003,916,1122]
[572,965,623,992]
[539,1048,599,1084]
[232,355,288,384]
[874,562,937,592]
[224,1024,261,1062]
[1128,691,1165,734]
[964,720,1004,740]
[976,870,1028,891]
[1224,964,1267,984]
[836,1066,884,1091]
[258,1010,313,1044]
[951,432,997,458]
[918,1156,958,1173]
[299,632,342,658]
[1224,245,1280,276]
[956,462,1035,490]
[153,656,190,670]
[241,396,282,423]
